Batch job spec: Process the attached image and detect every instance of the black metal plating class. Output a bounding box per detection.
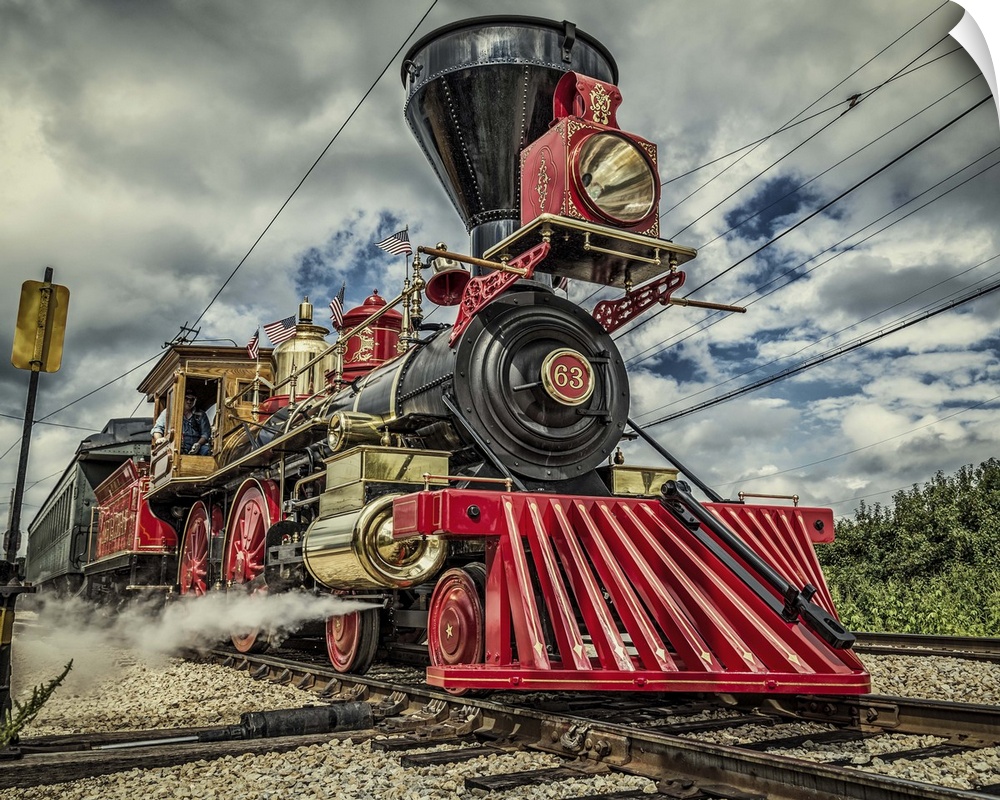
[401,16,617,256]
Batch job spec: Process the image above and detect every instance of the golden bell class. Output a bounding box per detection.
[424,245,470,306]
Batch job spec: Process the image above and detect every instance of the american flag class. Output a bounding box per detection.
[246,329,260,360]
[329,283,346,329]
[263,315,297,345]
[375,228,412,256]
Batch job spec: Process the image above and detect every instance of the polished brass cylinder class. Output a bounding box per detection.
[302,494,448,589]
[273,300,337,395]
[327,411,387,453]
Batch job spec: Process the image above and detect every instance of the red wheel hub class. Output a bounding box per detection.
[327,613,361,673]
[428,567,485,669]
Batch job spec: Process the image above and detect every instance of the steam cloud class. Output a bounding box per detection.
[12,592,375,695]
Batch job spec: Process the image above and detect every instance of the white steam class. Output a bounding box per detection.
[12,592,375,695]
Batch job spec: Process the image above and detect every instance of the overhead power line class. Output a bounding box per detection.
[660,43,962,188]
[658,1,951,222]
[578,7,958,313]
[715,392,1000,490]
[693,71,980,253]
[189,0,439,330]
[616,95,993,342]
[626,147,1000,370]
[667,33,960,239]
[642,276,1000,428]
[0,2,441,467]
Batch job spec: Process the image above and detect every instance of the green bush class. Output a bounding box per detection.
[1,661,72,748]
[825,565,1000,635]
[819,459,1000,635]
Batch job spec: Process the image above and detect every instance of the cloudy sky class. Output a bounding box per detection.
[1,0,997,542]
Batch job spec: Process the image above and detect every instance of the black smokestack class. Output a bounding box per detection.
[401,16,617,258]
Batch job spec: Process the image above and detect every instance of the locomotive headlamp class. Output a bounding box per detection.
[574,132,657,224]
[521,72,661,236]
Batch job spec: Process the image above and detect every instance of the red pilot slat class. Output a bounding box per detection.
[500,498,551,671]
[578,500,676,672]
[524,500,592,671]
[402,488,870,694]
[550,500,634,672]
[709,504,837,615]
[631,502,768,673]
[600,502,724,673]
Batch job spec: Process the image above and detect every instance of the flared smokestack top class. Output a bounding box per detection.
[401,16,617,257]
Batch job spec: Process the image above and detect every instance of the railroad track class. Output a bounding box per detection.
[854,633,1000,663]
[8,646,1000,799]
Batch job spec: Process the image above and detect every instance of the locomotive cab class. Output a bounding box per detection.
[137,344,274,494]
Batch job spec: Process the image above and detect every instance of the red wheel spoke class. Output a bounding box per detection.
[179,502,212,597]
[224,480,280,654]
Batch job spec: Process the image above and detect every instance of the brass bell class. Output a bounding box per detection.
[424,243,470,306]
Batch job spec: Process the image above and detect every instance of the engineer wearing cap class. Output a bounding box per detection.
[151,392,211,455]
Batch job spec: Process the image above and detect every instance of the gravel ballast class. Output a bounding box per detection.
[8,612,1000,797]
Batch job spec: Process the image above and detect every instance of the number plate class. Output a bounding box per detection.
[540,348,595,406]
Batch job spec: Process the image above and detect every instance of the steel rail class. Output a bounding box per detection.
[206,649,1000,799]
[854,632,1000,662]
[12,647,999,798]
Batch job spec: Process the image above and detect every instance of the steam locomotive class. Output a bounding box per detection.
[25,16,869,696]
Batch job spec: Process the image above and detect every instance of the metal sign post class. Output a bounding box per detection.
[2,266,69,747]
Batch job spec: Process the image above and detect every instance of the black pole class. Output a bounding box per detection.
[3,372,39,568]
[661,480,854,650]
[3,266,52,569]
[626,416,724,503]
[1,267,52,744]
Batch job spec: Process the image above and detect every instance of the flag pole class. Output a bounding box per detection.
[402,224,409,283]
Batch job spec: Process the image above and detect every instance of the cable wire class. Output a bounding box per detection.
[189,0,439,330]
[626,146,1000,371]
[658,1,951,222]
[714,393,1000,489]
[0,2,441,466]
[642,275,1000,428]
[615,95,992,342]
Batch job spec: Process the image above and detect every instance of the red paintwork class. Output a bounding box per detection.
[592,271,686,333]
[394,489,870,694]
[449,241,551,345]
[520,72,660,237]
[258,394,318,416]
[224,478,281,654]
[428,567,485,671]
[224,478,280,586]
[93,459,176,559]
[179,501,214,596]
[340,290,403,383]
[326,612,362,674]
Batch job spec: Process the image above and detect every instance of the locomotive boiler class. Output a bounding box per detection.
[26,16,870,696]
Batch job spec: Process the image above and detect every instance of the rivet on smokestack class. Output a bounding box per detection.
[401,16,618,260]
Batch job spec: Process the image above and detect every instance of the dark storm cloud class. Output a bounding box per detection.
[722,174,824,242]
[813,253,997,320]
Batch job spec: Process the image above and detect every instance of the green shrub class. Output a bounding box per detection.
[820,459,1000,635]
[1,661,72,748]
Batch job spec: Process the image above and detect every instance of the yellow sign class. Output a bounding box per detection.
[11,279,70,372]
